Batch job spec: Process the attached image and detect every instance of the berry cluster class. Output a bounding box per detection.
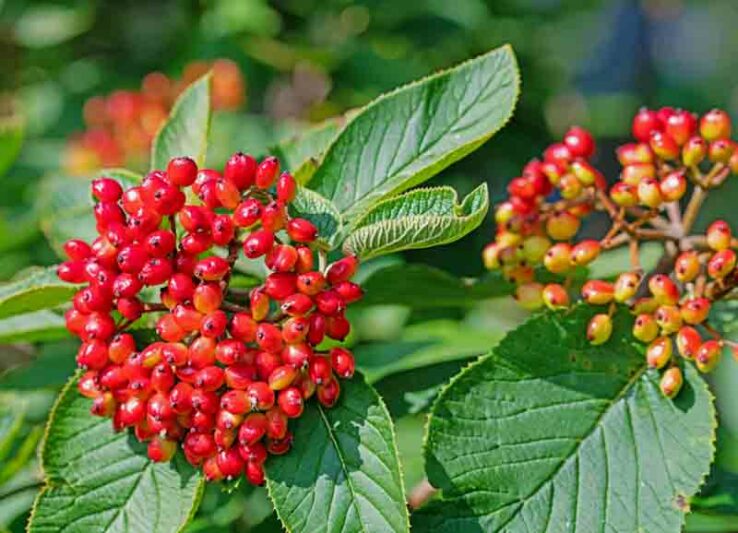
[56,153,361,485]
[483,107,738,399]
[65,59,246,175]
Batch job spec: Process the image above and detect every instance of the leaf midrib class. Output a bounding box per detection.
[316,405,370,533]
[450,357,648,530]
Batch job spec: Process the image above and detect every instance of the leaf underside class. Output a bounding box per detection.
[415,307,716,533]
[343,184,488,260]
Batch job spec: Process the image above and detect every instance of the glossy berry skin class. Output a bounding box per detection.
[167,157,198,186]
[224,152,257,190]
[586,314,612,345]
[647,337,673,369]
[581,280,614,305]
[542,284,569,310]
[277,387,304,418]
[695,340,722,373]
[633,314,659,343]
[563,126,595,158]
[286,219,318,243]
[676,326,702,359]
[660,367,683,398]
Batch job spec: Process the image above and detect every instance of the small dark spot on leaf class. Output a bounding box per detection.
[674,493,690,512]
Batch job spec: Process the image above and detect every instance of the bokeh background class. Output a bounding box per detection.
[2,1,738,531]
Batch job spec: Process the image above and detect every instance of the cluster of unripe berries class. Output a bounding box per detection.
[483,107,738,399]
[65,59,245,175]
[56,153,361,485]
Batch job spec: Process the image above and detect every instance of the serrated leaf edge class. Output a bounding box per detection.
[310,44,520,221]
[419,307,718,530]
[27,373,205,533]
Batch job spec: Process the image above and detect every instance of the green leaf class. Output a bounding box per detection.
[0,310,67,343]
[309,44,518,219]
[0,268,77,320]
[415,306,716,533]
[38,169,142,256]
[288,186,342,249]
[360,264,512,308]
[343,184,489,259]
[151,74,212,170]
[277,115,347,184]
[28,377,204,533]
[265,375,409,533]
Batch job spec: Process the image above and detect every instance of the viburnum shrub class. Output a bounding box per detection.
[483,107,738,399]
[56,153,362,484]
[9,45,735,533]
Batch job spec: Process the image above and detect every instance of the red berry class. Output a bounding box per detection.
[563,126,595,158]
[632,108,661,142]
[255,156,279,189]
[145,230,176,257]
[330,347,355,378]
[317,377,340,407]
[216,448,244,479]
[278,387,304,418]
[236,413,266,446]
[63,239,92,261]
[246,381,275,411]
[277,172,297,202]
[224,152,257,190]
[194,256,230,281]
[243,229,275,258]
[167,157,198,186]
[92,178,123,202]
[286,218,318,243]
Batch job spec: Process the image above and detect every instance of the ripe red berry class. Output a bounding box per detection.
[92,177,123,202]
[563,126,595,158]
[278,387,304,418]
[286,218,318,243]
[330,348,355,378]
[255,156,279,189]
[194,256,230,281]
[224,152,257,190]
[167,157,198,186]
[632,108,661,142]
[243,229,275,258]
[277,172,297,202]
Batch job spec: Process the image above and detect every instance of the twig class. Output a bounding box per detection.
[221,301,250,313]
[629,238,641,271]
[682,186,707,235]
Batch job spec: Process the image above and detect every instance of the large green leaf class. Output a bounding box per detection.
[38,169,142,256]
[343,184,488,259]
[265,376,409,533]
[288,186,342,249]
[309,44,518,219]
[415,306,716,533]
[0,268,77,319]
[151,73,212,170]
[360,264,513,308]
[28,377,204,533]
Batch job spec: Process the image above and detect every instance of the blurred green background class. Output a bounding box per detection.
[2,0,738,531]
